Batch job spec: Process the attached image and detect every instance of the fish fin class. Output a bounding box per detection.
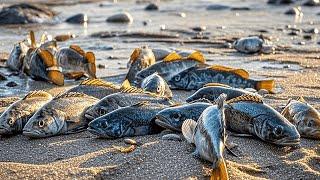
[128,48,142,65]
[121,79,132,89]
[23,90,52,100]
[37,49,56,67]
[256,79,275,93]
[227,94,263,104]
[54,92,92,100]
[187,51,206,63]
[80,79,118,89]
[209,65,249,79]
[121,79,159,96]
[182,119,197,144]
[163,51,183,62]
[29,31,36,48]
[211,158,229,180]
[131,101,150,107]
[85,52,97,78]
[70,44,85,56]
[215,93,227,110]
[298,96,306,102]
[204,83,231,88]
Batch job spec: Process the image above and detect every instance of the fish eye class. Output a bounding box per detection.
[8,119,14,126]
[307,120,314,127]
[38,120,45,128]
[274,126,283,135]
[172,113,181,121]
[174,75,180,82]
[156,86,161,93]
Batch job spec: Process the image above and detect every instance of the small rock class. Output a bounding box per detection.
[160,24,166,30]
[224,42,233,49]
[191,26,206,32]
[268,0,295,4]
[177,12,186,18]
[206,4,230,10]
[230,7,251,11]
[161,134,182,141]
[303,0,320,6]
[258,89,269,95]
[106,12,133,23]
[65,13,88,24]
[285,7,302,15]
[298,41,306,45]
[124,138,139,145]
[303,35,313,40]
[143,21,148,26]
[304,28,319,34]
[0,72,7,80]
[288,30,301,36]
[97,64,105,69]
[145,3,159,11]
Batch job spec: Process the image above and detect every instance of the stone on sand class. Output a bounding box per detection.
[106,12,133,23]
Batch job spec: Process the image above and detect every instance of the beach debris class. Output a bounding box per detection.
[140,72,173,98]
[0,97,20,116]
[0,3,56,25]
[112,145,136,153]
[145,3,159,11]
[23,92,98,138]
[233,36,275,54]
[124,138,139,145]
[87,102,167,138]
[191,26,207,32]
[155,102,211,131]
[225,94,300,146]
[134,50,206,85]
[65,13,88,24]
[54,34,76,42]
[66,79,120,99]
[186,83,261,103]
[281,97,320,139]
[168,65,275,92]
[106,12,133,23]
[0,91,52,135]
[161,133,182,141]
[126,46,156,83]
[182,94,228,180]
[55,45,97,79]
[85,82,172,121]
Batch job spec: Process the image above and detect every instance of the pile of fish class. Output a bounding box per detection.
[1,32,320,180]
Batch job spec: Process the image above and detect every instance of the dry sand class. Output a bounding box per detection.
[0,0,319,179]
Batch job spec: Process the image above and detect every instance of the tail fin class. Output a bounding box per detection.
[85,52,97,78]
[256,79,274,93]
[182,119,197,144]
[29,31,36,48]
[211,158,229,180]
[215,93,227,110]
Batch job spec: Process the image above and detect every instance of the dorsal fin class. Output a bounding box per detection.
[209,65,249,79]
[163,52,183,62]
[120,80,159,97]
[23,90,52,100]
[70,44,85,56]
[227,94,263,104]
[186,51,205,63]
[128,48,142,65]
[203,83,231,88]
[121,79,132,89]
[85,52,95,64]
[54,92,90,100]
[298,96,306,102]
[37,49,57,67]
[169,103,183,107]
[29,31,36,48]
[131,101,150,107]
[80,79,119,89]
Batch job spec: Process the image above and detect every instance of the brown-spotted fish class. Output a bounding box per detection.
[0,97,20,116]
[23,92,99,138]
[0,91,52,135]
[182,94,228,180]
[66,78,120,99]
[168,65,274,93]
[281,97,320,139]
[125,46,156,83]
[55,45,97,79]
[225,94,300,146]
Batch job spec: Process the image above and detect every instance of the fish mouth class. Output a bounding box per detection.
[274,137,301,146]
[22,129,43,138]
[155,116,181,132]
[87,127,112,138]
[0,125,11,135]
[85,113,96,121]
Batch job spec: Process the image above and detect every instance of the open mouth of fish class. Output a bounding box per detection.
[155,116,181,132]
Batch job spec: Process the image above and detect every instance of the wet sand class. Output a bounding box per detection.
[0,0,319,179]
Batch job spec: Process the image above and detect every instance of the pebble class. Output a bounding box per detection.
[298,41,306,45]
[303,35,313,40]
[106,12,133,23]
[230,7,251,11]
[161,134,182,141]
[303,0,320,6]
[6,81,18,87]
[206,4,230,10]
[283,65,290,68]
[191,26,206,32]
[304,28,319,34]
[258,89,269,96]
[124,138,138,145]
[65,13,88,24]
[176,12,186,18]
[224,42,233,49]
[145,3,159,11]
[97,64,105,69]
[284,7,302,15]
[267,0,295,4]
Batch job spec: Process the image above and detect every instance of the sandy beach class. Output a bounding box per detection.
[0,0,319,179]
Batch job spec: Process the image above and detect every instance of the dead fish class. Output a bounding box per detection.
[0,97,21,116]
[88,102,167,138]
[225,94,300,146]
[140,72,173,98]
[233,36,275,54]
[134,51,206,85]
[155,102,211,131]
[7,40,30,71]
[23,92,99,138]
[182,94,228,180]
[0,91,52,135]
[125,46,156,83]
[281,97,320,139]
[152,48,171,61]
[186,83,261,103]
[55,45,97,79]
[168,65,275,93]
[85,80,173,121]
[66,79,120,99]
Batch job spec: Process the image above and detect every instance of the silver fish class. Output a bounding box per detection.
[23,92,98,138]
[0,91,52,135]
[140,72,173,98]
[281,97,320,139]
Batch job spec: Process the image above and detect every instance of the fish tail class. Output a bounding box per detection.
[85,52,97,78]
[215,93,227,109]
[256,79,275,93]
[210,158,229,180]
[182,119,197,144]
